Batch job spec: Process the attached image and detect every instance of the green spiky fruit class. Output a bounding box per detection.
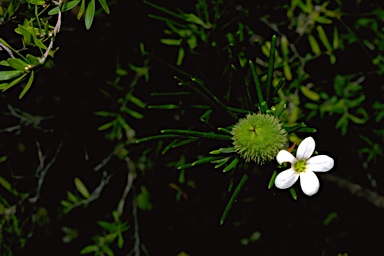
[231,113,288,165]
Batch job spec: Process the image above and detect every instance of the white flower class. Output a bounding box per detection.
[274,136,334,196]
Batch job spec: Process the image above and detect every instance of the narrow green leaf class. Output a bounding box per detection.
[74,177,90,199]
[67,191,79,203]
[300,85,320,101]
[283,122,306,133]
[14,25,32,46]
[0,73,28,91]
[295,127,317,133]
[273,78,285,97]
[60,200,73,208]
[177,156,221,169]
[135,134,188,144]
[162,138,198,155]
[347,112,368,124]
[223,157,239,172]
[213,156,231,169]
[102,244,114,256]
[7,58,28,71]
[176,47,185,66]
[217,127,232,135]
[210,147,235,154]
[27,0,46,5]
[192,156,221,166]
[0,60,10,66]
[85,0,95,30]
[316,25,332,51]
[77,0,86,19]
[19,70,34,99]
[0,70,24,81]
[280,35,289,57]
[80,245,99,254]
[26,54,41,65]
[333,27,339,49]
[162,139,181,155]
[161,129,232,140]
[289,187,297,200]
[128,94,146,108]
[283,62,292,81]
[143,0,185,20]
[98,0,110,14]
[123,107,143,119]
[94,111,116,117]
[249,60,264,109]
[117,233,124,248]
[98,221,116,232]
[97,121,114,131]
[136,186,153,211]
[147,104,180,109]
[160,38,181,46]
[308,34,321,55]
[48,0,81,15]
[0,176,14,194]
[315,16,333,24]
[266,35,277,101]
[185,13,208,28]
[0,156,7,164]
[268,170,278,189]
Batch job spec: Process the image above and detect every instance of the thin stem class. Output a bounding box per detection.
[266,35,277,103]
[220,172,249,225]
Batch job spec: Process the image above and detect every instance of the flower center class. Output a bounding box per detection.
[293,160,307,173]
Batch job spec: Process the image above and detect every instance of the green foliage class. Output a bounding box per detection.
[80,211,129,255]
[305,75,368,135]
[1,0,384,255]
[0,0,112,98]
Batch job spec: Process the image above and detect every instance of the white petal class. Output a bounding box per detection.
[306,155,334,172]
[275,168,299,189]
[276,150,296,165]
[296,137,315,160]
[299,171,320,196]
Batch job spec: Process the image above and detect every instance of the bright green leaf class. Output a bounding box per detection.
[77,0,86,19]
[315,16,333,24]
[300,85,320,101]
[316,25,332,50]
[26,54,41,66]
[97,221,116,232]
[308,34,321,55]
[101,244,114,256]
[80,245,99,254]
[0,70,24,81]
[19,70,34,99]
[98,121,114,131]
[7,58,28,71]
[223,157,239,172]
[67,191,79,203]
[98,0,110,14]
[85,0,96,30]
[176,47,185,66]
[27,0,46,5]
[160,38,182,46]
[94,111,116,117]
[0,176,13,193]
[48,0,81,15]
[14,25,32,46]
[123,107,144,119]
[117,233,124,248]
[136,186,153,211]
[74,177,90,199]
